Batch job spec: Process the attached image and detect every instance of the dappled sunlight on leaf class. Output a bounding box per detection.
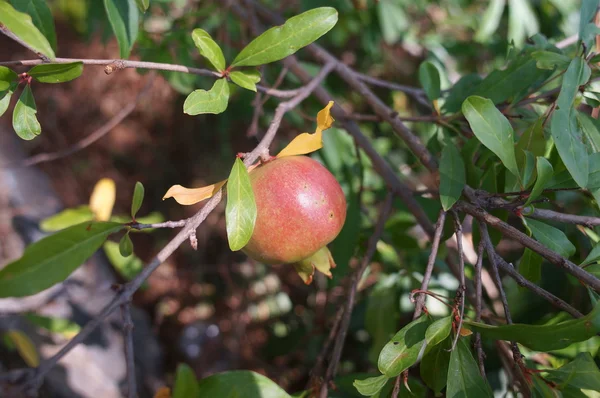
[89,178,116,221]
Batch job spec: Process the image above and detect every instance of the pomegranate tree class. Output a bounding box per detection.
[242,155,347,283]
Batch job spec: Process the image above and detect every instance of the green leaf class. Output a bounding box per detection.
[545,352,600,391]
[183,78,230,115]
[231,7,338,67]
[418,61,440,102]
[580,0,600,51]
[191,29,226,71]
[103,0,139,59]
[173,363,200,398]
[524,218,576,259]
[462,96,520,180]
[464,301,600,351]
[557,58,591,111]
[519,248,543,284]
[40,206,94,232]
[531,51,571,70]
[103,241,144,282]
[131,181,144,219]
[474,0,505,42]
[134,0,149,12]
[551,112,589,189]
[25,314,80,338]
[443,74,482,113]
[28,62,83,83]
[10,0,57,52]
[507,0,539,48]
[0,86,14,117]
[446,337,493,398]
[525,157,553,205]
[0,222,123,298]
[229,70,261,92]
[439,142,466,211]
[425,316,452,347]
[119,232,133,257]
[0,66,18,90]
[197,370,291,397]
[12,85,41,140]
[578,111,600,152]
[0,1,55,59]
[365,275,400,363]
[225,158,257,251]
[353,375,389,397]
[378,315,431,377]
[582,242,600,267]
[516,117,547,163]
[420,338,451,394]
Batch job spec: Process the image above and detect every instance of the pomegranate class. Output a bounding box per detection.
[242,156,347,282]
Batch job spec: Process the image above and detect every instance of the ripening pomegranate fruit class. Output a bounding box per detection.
[242,156,347,282]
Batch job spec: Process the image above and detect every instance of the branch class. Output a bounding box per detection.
[120,302,136,398]
[473,241,486,377]
[2,58,337,394]
[319,193,394,398]
[530,208,600,228]
[0,57,302,99]
[456,200,600,292]
[450,211,466,351]
[413,210,446,318]
[4,74,155,169]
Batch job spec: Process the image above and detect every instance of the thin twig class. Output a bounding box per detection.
[450,211,466,351]
[473,240,486,377]
[129,219,188,230]
[308,306,344,388]
[479,223,530,397]
[413,210,447,318]
[530,208,600,228]
[120,302,136,398]
[456,200,600,292]
[319,193,394,398]
[5,75,156,169]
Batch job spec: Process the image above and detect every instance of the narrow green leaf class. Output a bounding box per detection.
[10,0,57,51]
[557,58,591,111]
[439,142,466,211]
[12,85,41,140]
[580,0,600,51]
[103,0,139,59]
[173,363,200,398]
[531,51,571,70]
[519,248,543,284]
[25,314,81,337]
[40,206,94,232]
[197,370,291,397]
[183,78,229,115]
[465,301,600,351]
[134,0,149,12]
[474,0,505,42]
[191,29,226,71]
[446,338,493,398]
[551,110,588,188]
[353,375,389,396]
[443,74,482,113]
[231,7,338,67]
[420,338,451,394]
[578,111,600,152]
[0,1,55,59]
[418,61,440,102]
[462,96,520,180]
[378,315,431,377]
[131,181,144,219]
[516,117,546,163]
[229,70,261,92]
[0,222,123,298]
[0,66,18,90]
[425,316,452,347]
[581,242,600,266]
[225,158,257,251]
[0,82,16,118]
[103,241,144,282]
[524,218,576,259]
[545,353,600,391]
[525,157,553,205]
[507,0,539,48]
[119,232,133,257]
[28,62,83,83]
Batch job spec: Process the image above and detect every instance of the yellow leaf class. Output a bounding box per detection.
[89,178,116,221]
[153,387,171,398]
[459,326,473,337]
[6,330,39,367]
[276,101,335,158]
[162,180,226,205]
